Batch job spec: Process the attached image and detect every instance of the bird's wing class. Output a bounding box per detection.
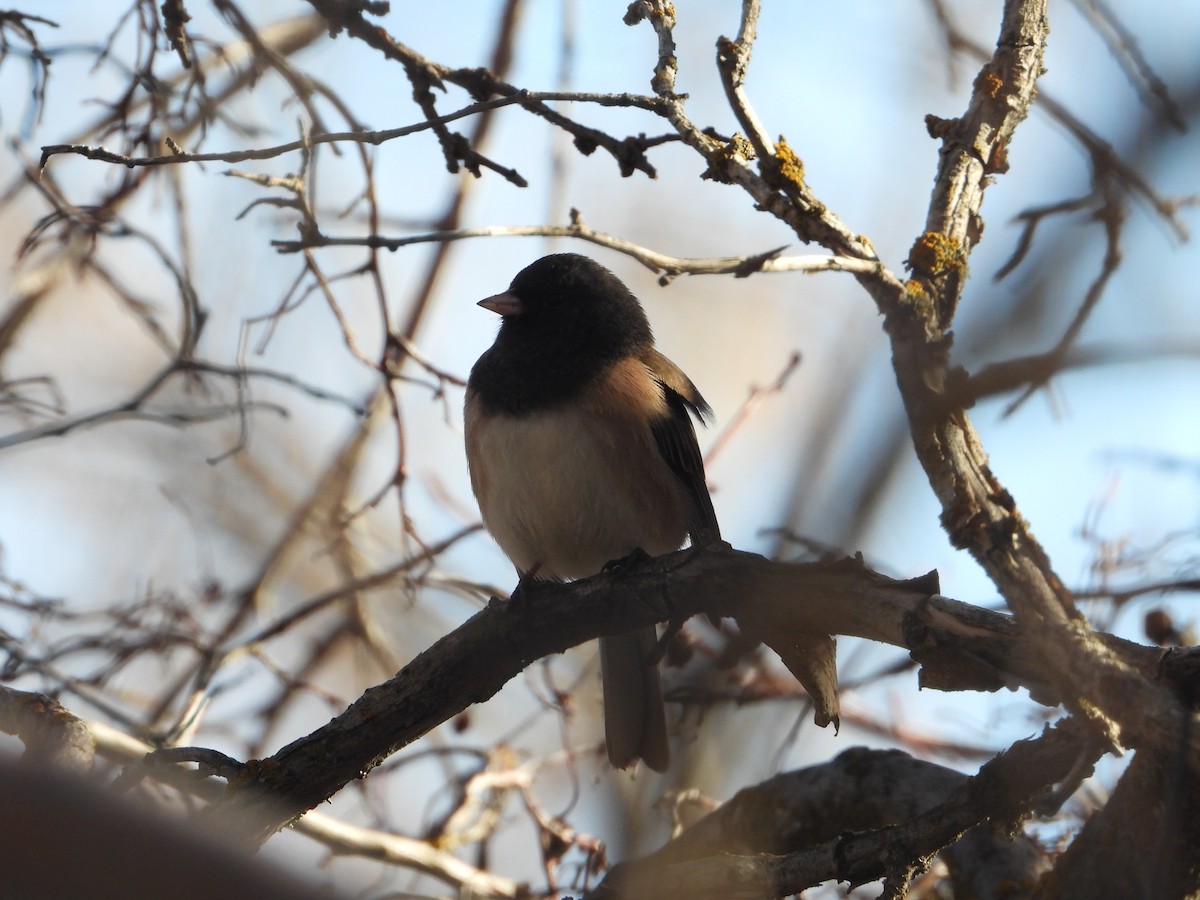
[644,350,721,541]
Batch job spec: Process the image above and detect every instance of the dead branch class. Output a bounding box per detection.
[593,721,1092,898]
[182,544,1192,846]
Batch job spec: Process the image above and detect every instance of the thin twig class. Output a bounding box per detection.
[715,0,775,159]
[273,217,882,279]
[40,92,653,170]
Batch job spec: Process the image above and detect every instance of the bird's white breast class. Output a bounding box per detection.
[465,368,690,579]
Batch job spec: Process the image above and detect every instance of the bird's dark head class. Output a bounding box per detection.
[470,254,657,414]
[479,254,653,356]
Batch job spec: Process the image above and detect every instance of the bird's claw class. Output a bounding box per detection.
[601,547,654,577]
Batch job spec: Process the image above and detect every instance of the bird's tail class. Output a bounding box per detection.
[600,628,669,772]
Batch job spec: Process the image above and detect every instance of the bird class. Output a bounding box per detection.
[464,252,719,772]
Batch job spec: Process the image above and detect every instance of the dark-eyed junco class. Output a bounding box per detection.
[465,253,719,772]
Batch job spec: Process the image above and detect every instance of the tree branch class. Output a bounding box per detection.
[870,1,1200,790]
[83,721,527,898]
[272,215,880,279]
[594,718,1094,898]
[0,686,95,771]
[39,90,669,174]
[186,543,1186,846]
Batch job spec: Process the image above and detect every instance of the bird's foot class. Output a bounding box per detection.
[601,547,654,577]
[508,564,546,611]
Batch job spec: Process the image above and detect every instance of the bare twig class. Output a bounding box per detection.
[39,93,622,171]
[273,216,881,279]
[704,351,802,468]
[715,0,776,160]
[1067,0,1186,132]
[84,720,525,898]
[1001,179,1125,415]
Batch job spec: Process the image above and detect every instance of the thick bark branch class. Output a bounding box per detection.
[593,718,1093,898]
[1048,746,1200,898]
[875,0,1199,789]
[0,687,95,772]
[194,544,1185,846]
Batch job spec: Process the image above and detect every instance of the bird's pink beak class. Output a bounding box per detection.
[478,292,523,317]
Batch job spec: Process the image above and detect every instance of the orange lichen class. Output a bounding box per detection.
[902,278,936,318]
[773,136,805,187]
[987,137,1011,175]
[906,232,967,279]
[975,69,1004,98]
[903,278,931,301]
